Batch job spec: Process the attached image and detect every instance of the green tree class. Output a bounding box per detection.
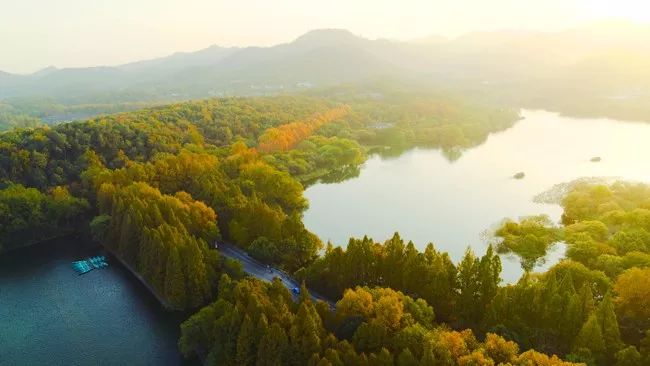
[257,323,289,366]
[164,248,186,309]
[290,302,323,364]
[614,346,642,366]
[397,349,419,366]
[596,293,623,363]
[573,313,605,364]
[236,315,256,366]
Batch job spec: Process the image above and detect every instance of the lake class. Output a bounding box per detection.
[0,238,195,366]
[304,110,650,282]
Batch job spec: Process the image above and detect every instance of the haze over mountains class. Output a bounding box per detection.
[1,21,649,119]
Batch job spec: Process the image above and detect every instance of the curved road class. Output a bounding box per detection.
[216,242,335,308]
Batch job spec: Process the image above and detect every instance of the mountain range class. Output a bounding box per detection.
[1,21,650,113]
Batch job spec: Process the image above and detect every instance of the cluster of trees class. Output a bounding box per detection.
[313,89,519,159]
[92,181,221,309]
[493,215,562,271]
[561,182,650,275]
[559,183,650,348]
[482,181,650,364]
[0,104,42,131]
[258,106,350,153]
[0,93,518,193]
[483,256,650,365]
[180,275,578,366]
[301,233,500,328]
[0,96,338,189]
[0,99,160,131]
[84,145,322,272]
[298,229,650,365]
[0,183,88,252]
[264,135,365,184]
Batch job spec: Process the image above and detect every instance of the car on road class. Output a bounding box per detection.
[292,287,300,295]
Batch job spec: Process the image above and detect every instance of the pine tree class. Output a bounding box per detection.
[369,348,394,366]
[236,315,256,366]
[164,247,186,309]
[578,284,595,318]
[182,238,209,308]
[562,293,584,346]
[419,345,438,366]
[457,248,479,327]
[573,313,606,364]
[397,349,418,366]
[256,323,288,366]
[323,348,343,366]
[596,293,623,363]
[478,245,501,320]
[255,314,269,353]
[290,302,322,364]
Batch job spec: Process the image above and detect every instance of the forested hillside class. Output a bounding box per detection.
[0,92,515,301]
[3,94,648,365]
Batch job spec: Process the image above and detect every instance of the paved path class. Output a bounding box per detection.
[217,242,335,308]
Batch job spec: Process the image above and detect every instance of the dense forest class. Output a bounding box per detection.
[1,93,647,365]
[484,182,650,364]
[179,275,581,366]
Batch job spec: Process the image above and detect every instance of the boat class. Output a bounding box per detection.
[72,255,109,275]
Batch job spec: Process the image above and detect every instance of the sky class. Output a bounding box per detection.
[2,0,650,74]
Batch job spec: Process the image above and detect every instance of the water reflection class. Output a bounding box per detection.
[304,110,650,282]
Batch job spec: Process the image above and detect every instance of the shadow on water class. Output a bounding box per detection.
[0,237,199,366]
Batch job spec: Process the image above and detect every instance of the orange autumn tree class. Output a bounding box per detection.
[258,106,350,153]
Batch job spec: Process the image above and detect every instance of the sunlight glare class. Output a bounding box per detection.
[583,0,650,23]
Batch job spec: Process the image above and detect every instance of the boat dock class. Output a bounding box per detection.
[72,256,108,275]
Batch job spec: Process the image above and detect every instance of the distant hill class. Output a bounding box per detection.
[1,22,649,120]
[119,45,239,74]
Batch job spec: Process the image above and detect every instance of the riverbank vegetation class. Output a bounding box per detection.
[179,275,580,366]
[484,181,650,364]
[2,94,647,364]
[0,184,88,252]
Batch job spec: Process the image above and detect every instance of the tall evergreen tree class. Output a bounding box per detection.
[596,293,623,363]
[290,302,323,364]
[256,323,288,366]
[236,315,256,366]
[164,247,186,309]
[457,248,479,326]
[573,313,606,365]
[396,349,418,366]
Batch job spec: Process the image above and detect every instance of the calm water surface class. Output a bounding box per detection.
[0,238,193,366]
[304,110,650,282]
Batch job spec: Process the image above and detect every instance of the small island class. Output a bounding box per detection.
[590,156,602,162]
[513,172,525,179]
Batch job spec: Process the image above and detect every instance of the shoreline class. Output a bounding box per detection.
[101,244,174,310]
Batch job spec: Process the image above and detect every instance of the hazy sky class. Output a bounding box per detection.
[2,0,650,74]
